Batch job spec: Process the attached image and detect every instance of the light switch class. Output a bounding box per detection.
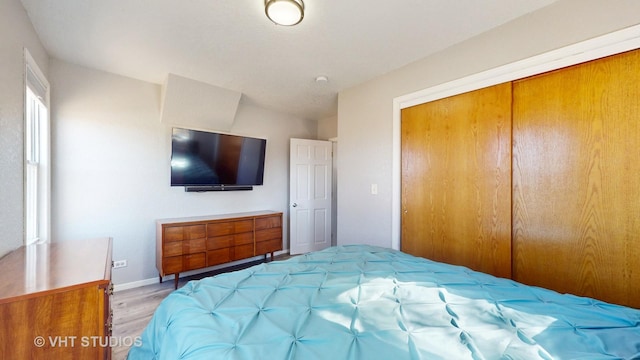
[371,184,378,195]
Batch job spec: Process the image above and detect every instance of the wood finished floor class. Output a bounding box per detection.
[111,254,292,360]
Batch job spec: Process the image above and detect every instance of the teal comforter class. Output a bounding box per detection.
[128,245,640,359]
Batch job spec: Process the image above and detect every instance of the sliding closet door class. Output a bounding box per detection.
[401,83,512,278]
[512,50,640,308]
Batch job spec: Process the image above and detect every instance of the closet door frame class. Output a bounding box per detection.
[390,24,640,251]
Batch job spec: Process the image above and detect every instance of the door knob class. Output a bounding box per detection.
[292,203,298,207]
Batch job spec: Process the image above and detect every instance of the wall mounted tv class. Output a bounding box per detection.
[170,128,266,192]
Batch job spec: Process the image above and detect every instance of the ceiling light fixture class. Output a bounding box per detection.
[265,0,304,26]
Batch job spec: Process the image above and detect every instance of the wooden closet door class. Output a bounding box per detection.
[512,49,640,308]
[401,83,512,278]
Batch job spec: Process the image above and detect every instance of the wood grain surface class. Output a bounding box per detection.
[401,83,512,278]
[512,49,640,308]
[0,238,112,359]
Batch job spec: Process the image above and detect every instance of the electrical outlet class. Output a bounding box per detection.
[113,260,127,269]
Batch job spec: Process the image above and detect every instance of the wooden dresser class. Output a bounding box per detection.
[0,238,113,359]
[157,210,283,288]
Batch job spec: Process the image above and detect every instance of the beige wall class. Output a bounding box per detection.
[317,115,337,140]
[0,0,49,257]
[49,59,316,285]
[336,0,640,247]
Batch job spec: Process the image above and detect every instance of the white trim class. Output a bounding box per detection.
[24,49,50,94]
[114,249,289,292]
[24,48,51,245]
[391,24,640,251]
[113,277,159,292]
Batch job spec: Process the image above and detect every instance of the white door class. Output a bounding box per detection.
[290,138,332,254]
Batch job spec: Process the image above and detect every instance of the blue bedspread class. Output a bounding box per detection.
[128,245,640,359]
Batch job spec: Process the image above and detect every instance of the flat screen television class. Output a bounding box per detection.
[170,128,266,190]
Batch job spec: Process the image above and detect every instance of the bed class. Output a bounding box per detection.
[128,245,640,359]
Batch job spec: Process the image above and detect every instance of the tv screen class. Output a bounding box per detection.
[170,128,266,187]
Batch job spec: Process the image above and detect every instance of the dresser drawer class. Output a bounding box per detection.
[207,235,234,250]
[183,238,206,253]
[234,232,253,246]
[183,253,206,271]
[207,220,254,236]
[186,225,206,239]
[163,253,207,273]
[256,227,282,242]
[256,238,282,255]
[232,244,254,260]
[206,232,253,250]
[164,240,183,257]
[164,226,184,242]
[234,220,254,233]
[256,216,281,230]
[208,248,231,265]
[163,255,183,274]
[164,225,206,241]
[164,238,205,257]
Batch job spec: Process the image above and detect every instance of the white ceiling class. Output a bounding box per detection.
[20,0,557,121]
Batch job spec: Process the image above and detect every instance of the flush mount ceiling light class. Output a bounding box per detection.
[265,0,304,26]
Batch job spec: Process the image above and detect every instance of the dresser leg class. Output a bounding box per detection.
[174,274,179,289]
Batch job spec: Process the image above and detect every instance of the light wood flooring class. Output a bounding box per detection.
[111,254,291,359]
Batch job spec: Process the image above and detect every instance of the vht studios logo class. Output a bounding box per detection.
[34,335,142,348]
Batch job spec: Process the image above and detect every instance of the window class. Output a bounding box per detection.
[24,49,50,245]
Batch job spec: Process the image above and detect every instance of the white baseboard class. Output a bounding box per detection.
[113,249,290,292]
[114,277,160,292]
